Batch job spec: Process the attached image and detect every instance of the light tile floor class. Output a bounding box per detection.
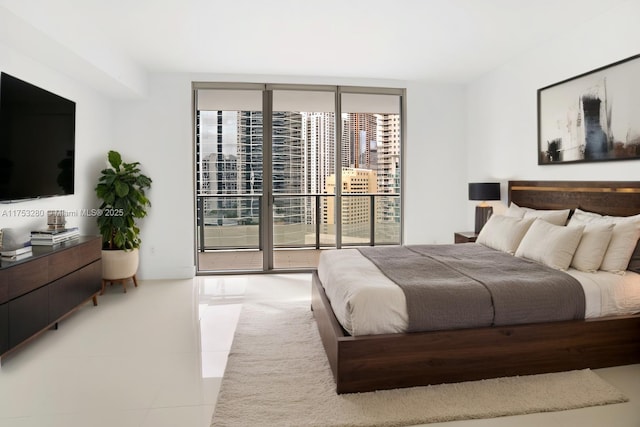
[0,274,637,427]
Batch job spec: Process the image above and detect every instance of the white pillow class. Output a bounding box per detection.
[476,215,535,255]
[600,221,640,273]
[569,209,640,273]
[504,203,570,226]
[570,223,614,272]
[570,208,604,224]
[523,209,571,226]
[515,219,585,270]
[505,202,526,218]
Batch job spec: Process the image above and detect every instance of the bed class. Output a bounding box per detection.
[311,180,640,394]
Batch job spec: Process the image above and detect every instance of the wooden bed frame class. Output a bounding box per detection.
[311,180,640,394]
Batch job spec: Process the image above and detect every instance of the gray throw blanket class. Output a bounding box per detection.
[358,244,585,333]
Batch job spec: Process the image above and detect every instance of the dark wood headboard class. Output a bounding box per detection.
[508,181,640,217]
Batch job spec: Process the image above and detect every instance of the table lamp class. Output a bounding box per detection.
[468,182,500,233]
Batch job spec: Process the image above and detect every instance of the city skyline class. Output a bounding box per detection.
[197,111,400,193]
[196,109,400,235]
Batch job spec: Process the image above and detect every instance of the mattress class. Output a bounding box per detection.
[317,248,640,336]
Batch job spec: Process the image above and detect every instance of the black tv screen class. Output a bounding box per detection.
[0,72,75,202]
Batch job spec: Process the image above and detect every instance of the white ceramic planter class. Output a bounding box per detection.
[101,248,139,280]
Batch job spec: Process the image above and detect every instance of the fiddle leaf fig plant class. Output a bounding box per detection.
[95,150,152,250]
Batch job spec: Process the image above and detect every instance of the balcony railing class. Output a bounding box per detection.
[196,193,400,251]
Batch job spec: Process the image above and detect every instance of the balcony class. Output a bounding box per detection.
[196,193,400,272]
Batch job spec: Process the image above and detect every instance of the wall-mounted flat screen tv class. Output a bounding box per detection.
[0,72,75,202]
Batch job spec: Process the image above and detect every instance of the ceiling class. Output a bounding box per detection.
[0,0,631,98]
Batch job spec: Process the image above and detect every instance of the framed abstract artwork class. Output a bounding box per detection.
[538,54,640,164]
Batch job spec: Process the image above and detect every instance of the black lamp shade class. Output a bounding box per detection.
[468,182,501,201]
[468,182,501,233]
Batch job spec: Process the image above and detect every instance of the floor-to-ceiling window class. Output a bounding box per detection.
[194,84,404,273]
[195,87,265,271]
[271,88,337,269]
[339,91,402,246]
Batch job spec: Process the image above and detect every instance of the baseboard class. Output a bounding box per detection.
[137,264,196,280]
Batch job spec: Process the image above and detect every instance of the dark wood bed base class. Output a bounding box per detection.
[311,180,640,394]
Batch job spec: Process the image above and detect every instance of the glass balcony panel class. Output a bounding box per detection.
[272,195,336,248]
[374,195,401,245]
[340,195,371,245]
[198,196,261,250]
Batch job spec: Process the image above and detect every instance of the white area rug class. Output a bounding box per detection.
[211,301,628,427]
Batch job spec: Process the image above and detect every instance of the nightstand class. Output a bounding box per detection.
[454,231,478,243]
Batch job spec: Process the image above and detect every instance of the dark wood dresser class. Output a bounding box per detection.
[0,236,102,361]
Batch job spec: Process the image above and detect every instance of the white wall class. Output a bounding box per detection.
[467,0,640,223]
[111,74,195,280]
[0,40,112,240]
[404,82,468,244]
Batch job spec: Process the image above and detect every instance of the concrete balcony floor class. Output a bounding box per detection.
[198,248,324,272]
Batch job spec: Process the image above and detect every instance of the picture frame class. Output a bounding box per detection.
[538,54,640,165]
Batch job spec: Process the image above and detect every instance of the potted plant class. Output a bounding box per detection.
[95,150,152,293]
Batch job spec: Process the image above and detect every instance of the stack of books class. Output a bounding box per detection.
[0,244,33,261]
[30,227,80,246]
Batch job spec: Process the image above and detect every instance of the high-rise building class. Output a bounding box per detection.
[303,112,336,225]
[236,111,263,220]
[304,112,335,194]
[272,111,304,224]
[344,113,377,169]
[376,113,401,224]
[340,115,352,168]
[323,168,378,241]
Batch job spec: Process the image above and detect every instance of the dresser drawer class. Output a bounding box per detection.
[6,258,49,300]
[48,238,101,281]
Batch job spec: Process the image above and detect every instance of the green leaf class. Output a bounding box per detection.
[108,151,122,170]
[114,180,129,198]
[95,183,108,199]
[103,192,115,205]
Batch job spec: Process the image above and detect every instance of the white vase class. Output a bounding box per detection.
[101,248,139,280]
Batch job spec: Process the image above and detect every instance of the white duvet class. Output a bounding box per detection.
[317,249,640,336]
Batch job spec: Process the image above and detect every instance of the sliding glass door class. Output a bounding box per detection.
[340,92,401,246]
[194,84,404,273]
[195,87,265,271]
[271,89,336,269]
